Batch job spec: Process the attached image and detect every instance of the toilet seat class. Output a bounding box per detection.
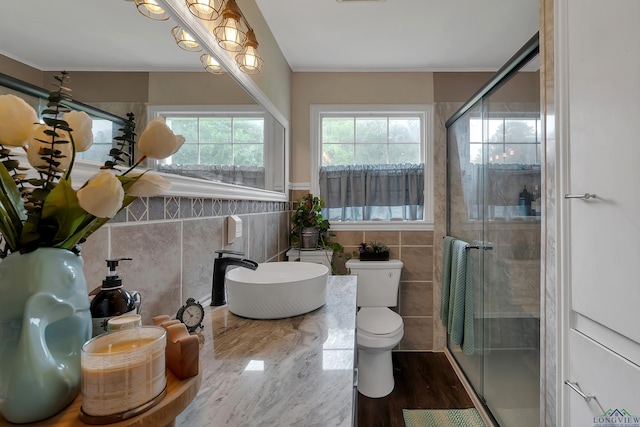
[357,307,403,336]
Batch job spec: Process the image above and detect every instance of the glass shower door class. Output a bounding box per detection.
[481,59,541,427]
[445,48,541,427]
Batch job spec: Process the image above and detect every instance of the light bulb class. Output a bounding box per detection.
[236,29,263,73]
[201,54,224,74]
[224,22,241,46]
[172,26,201,51]
[182,31,199,48]
[193,0,211,13]
[143,0,164,14]
[242,46,258,69]
[204,55,217,67]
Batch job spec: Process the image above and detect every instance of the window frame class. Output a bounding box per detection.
[310,104,434,230]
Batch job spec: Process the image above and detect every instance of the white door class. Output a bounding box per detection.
[560,0,640,424]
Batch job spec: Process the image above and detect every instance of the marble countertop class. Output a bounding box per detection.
[176,275,357,427]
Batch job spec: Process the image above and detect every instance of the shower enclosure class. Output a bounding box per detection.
[445,34,540,427]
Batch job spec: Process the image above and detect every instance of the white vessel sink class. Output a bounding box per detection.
[226,262,329,319]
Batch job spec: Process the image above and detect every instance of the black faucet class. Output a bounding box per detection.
[211,250,259,306]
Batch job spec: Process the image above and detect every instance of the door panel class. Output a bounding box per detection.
[567,0,640,347]
[568,330,640,426]
[563,0,640,425]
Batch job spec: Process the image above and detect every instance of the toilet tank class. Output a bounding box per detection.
[345,259,403,307]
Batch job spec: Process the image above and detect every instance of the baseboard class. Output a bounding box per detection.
[443,348,496,427]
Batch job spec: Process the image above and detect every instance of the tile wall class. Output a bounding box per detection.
[328,229,435,351]
[80,196,291,325]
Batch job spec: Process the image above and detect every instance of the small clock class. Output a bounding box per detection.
[176,298,205,333]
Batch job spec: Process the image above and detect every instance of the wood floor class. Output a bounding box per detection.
[357,352,475,427]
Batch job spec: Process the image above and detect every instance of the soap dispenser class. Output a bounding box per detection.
[90,258,141,337]
[518,185,531,216]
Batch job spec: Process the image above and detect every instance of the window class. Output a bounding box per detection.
[148,106,267,189]
[311,105,433,227]
[163,116,264,167]
[469,115,541,165]
[76,119,123,163]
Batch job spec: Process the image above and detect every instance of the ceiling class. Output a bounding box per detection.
[0,1,200,72]
[254,0,539,72]
[0,0,539,73]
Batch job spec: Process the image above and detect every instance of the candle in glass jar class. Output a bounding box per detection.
[93,338,156,353]
[81,326,166,418]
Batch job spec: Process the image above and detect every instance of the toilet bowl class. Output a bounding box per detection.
[346,259,404,398]
[356,307,404,398]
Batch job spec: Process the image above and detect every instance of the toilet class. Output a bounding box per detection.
[345,259,404,398]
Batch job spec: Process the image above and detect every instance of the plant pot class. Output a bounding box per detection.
[300,227,320,249]
[359,251,390,261]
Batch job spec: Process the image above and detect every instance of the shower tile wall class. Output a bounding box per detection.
[80,196,291,325]
[433,102,464,351]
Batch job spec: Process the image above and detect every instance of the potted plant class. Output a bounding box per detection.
[0,73,182,423]
[358,241,390,261]
[290,194,330,249]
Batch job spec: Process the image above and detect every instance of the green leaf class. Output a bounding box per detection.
[39,177,88,245]
[59,192,137,249]
[25,178,44,187]
[0,162,26,235]
[0,205,19,251]
[56,215,100,250]
[30,188,50,202]
[2,159,20,171]
[40,119,71,132]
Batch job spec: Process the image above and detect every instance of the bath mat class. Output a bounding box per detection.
[403,408,486,427]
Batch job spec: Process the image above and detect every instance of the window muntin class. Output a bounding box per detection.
[469,116,541,165]
[163,115,265,166]
[321,115,422,167]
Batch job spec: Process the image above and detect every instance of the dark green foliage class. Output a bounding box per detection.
[103,112,136,170]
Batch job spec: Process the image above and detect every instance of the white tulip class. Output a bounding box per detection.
[62,110,93,152]
[0,94,39,147]
[27,125,72,171]
[138,118,184,159]
[127,172,171,197]
[77,170,124,218]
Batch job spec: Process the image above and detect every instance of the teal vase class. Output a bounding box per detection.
[0,248,92,423]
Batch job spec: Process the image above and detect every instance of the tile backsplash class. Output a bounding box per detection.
[80,196,291,325]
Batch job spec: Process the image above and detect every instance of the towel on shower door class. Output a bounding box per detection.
[440,236,456,326]
[447,239,475,356]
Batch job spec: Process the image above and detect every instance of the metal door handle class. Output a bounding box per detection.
[564,380,596,402]
[564,193,596,200]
